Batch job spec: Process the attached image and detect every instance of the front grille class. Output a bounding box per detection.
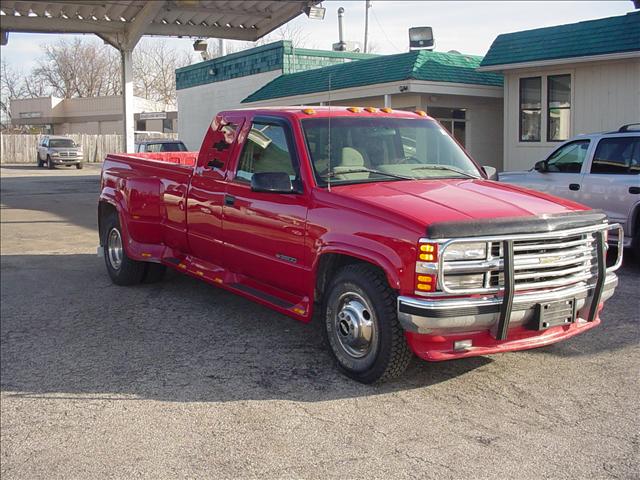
[431,223,622,296]
[488,232,596,291]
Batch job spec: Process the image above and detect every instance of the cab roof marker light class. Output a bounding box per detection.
[415,110,428,117]
[364,107,377,113]
[380,107,393,113]
[302,108,316,115]
[347,107,361,113]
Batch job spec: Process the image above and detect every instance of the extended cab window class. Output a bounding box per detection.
[236,123,297,183]
[591,137,639,175]
[545,140,589,173]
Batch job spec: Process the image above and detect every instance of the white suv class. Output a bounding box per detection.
[499,124,640,256]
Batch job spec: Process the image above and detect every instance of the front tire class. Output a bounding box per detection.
[76,162,84,170]
[323,264,412,383]
[103,214,146,286]
[47,155,55,169]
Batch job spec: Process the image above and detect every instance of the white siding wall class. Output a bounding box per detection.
[176,70,281,151]
[503,58,640,171]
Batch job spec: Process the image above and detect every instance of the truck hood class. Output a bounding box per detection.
[330,179,588,227]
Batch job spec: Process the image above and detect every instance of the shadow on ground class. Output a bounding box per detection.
[0,253,494,403]
[1,173,100,231]
[2,253,638,403]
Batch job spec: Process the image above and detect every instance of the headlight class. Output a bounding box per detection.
[444,273,485,289]
[443,242,487,261]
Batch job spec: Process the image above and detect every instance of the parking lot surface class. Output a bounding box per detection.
[1,164,639,479]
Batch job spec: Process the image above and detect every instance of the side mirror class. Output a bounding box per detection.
[251,172,295,193]
[534,160,548,172]
[482,165,497,180]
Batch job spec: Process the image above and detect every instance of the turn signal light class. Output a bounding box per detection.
[416,274,436,292]
[418,243,437,262]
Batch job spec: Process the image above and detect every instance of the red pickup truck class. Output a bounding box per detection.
[98,107,623,383]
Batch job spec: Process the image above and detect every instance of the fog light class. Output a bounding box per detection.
[444,273,484,289]
[453,339,472,351]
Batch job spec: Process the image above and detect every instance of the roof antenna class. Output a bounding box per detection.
[327,73,332,192]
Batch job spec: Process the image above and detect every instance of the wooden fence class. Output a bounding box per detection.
[0,133,178,164]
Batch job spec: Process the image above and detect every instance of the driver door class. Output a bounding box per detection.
[223,117,309,295]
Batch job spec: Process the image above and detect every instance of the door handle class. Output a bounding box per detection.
[629,186,640,194]
[224,194,235,206]
[569,183,580,191]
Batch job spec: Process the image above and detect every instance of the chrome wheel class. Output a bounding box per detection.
[334,292,376,359]
[107,228,123,270]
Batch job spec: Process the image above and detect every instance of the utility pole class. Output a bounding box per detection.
[364,0,371,53]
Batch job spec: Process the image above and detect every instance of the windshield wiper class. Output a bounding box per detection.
[411,164,480,179]
[325,168,412,181]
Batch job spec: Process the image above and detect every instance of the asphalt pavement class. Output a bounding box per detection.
[1,164,639,479]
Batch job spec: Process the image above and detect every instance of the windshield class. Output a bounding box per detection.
[302,117,481,186]
[49,139,76,148]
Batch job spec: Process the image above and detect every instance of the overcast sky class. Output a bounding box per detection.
[1,1,634,73]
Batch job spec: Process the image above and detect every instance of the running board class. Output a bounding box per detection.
[229,283,295,309]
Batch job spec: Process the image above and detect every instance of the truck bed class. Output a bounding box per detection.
[101,151,200,262]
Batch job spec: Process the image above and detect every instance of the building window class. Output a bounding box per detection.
[162,118,173,132]
[136,120,146,131]
[519,77,541,142]
[547,74,571,142]
[428,107,467,147]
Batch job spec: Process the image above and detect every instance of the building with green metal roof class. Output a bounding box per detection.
[479,11,640,172]
[176,40,377,150]
[240,49,505,169]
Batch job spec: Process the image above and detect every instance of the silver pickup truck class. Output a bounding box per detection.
[37,135,84,169]
[499,124,639,258]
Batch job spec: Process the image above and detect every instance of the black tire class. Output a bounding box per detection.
[323,264,412,383]
[47,155,55,169]
[102,214,146,286]
[37,154,43,167]
[143,263,167,283]
[76,162,84,170]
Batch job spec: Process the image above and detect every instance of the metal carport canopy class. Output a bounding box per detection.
[0,0,319,151]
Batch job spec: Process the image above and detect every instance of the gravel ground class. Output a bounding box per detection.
[1,164,639,479]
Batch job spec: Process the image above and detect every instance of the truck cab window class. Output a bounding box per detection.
[236,123,297,183]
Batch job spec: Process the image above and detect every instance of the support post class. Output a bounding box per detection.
[384,94,391,108]
[120,49,135,153]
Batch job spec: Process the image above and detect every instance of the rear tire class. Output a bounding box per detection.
[76,162,84,170]
[322,264,412,383]
[102,214,146,286]
[47,155,55,169]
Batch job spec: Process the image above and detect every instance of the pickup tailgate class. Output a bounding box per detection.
[101,152,198,256]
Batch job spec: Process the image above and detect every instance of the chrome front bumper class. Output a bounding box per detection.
[398,273,618,335]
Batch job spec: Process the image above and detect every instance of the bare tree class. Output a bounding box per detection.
[133,40,191,106]
[32,38,120,98]
[0,61,26,126]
